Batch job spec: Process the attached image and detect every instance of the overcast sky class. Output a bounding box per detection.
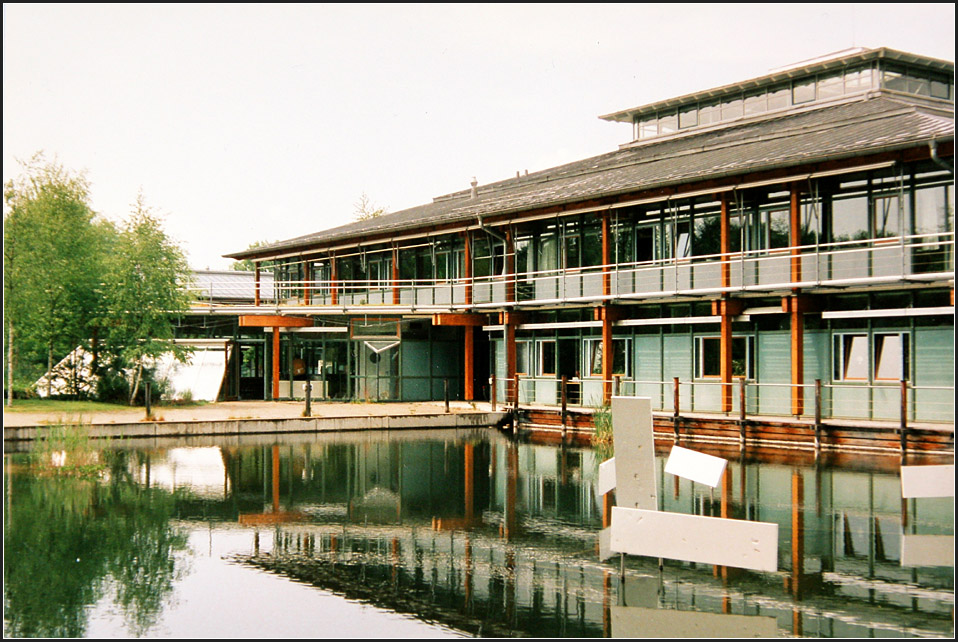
[3,4,955,270]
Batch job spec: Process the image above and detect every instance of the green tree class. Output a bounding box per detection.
[3,154,107,402]
[101,194,193,404]
[354,192,388,221]
[229,239,277,272]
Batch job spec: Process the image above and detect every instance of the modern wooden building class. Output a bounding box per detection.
[209,47,953,428]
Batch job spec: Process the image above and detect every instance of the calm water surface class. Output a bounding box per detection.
[3,428,954,638]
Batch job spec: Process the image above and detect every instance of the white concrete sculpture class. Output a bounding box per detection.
[664,444,728,488]
[900,464,955,498]
[605,396,780,573]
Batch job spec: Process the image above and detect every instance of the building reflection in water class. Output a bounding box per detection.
[123,430,952,638]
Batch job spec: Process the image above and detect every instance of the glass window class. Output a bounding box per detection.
[720,98,743,120]
[914,185,953,235]
[874,333,909,381]
[539,340,556,377]
[658,112,678,135]
[844,68,873,93]
[792,79,816,104]
[678,106,698,129]
[639,118,657,139]
[930,80,951,100]
[516,340,532,375]
[767,86,790,110]
[696,336,753,379]
[584,338,631,377]
[831,194,869,243]
[537,229,558,272]
[834,334,869,381]
[817,72,844,100]
[744,91,767,116]
[873,194,904,239]
[699,103,721,126]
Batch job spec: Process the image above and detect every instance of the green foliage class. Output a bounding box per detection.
[3,452,189,637]
[229,239,278,272]
[4,153,107,396]
[591,404,614,460]
[101,194,193,403]
[4,157,193,406]
[31,423,106,478]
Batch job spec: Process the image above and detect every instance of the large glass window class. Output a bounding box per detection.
[516,340,532,375]
[584,338,632,377]
[695,336,754,379]
[874,333,909,381]
[834,333,869,381]
[833,332,910,382]
[539,340,556,377]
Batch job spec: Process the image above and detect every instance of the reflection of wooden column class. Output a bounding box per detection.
[464,443,474,524]
[789,185,804,416]
[503,443,518,539]
[392,246,400,305]
[464,536,473,607]
[272,445,280,512]
[789,469,805,599]
[272,328,281,400]
[254,264,261,306]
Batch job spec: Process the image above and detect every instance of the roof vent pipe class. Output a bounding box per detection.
[930,140,954,175]
[470,177,478,199]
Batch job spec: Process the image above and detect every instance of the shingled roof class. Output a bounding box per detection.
[228,93,953,260]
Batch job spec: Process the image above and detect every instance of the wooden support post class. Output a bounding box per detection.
[602,307,614,404]
[601,211,611,297]
[392,246,400,305]
[464,326,475,400]
[739,377,747,448]
[330,255,338,306]
[814,379,822,452]
[464,231,473,306]
[444,379,450,413]
[561,376,568,437]
[254,264,261,307]
[272,328,280,400]
[789,184,805,417]
[303,260,312,305]
[304,380,312,417]
[900,379,908,456]
[673,376,680,440]
[490,375,497,411]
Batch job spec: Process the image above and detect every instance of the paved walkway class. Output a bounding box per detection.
[3,400,491,428]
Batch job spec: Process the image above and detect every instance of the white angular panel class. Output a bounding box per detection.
[664,445,728,488]
[901,535,955,567]
[611,606,780,638]
[598,457,616,496]
[610,506,779,572]
[900,464,955,498]
[611,397,657,511]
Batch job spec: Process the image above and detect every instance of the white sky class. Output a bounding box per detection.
[3,4,955,270]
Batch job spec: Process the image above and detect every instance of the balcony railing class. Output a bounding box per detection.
[191,233,953,310]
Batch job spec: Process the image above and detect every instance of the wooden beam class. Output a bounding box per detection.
[432,313,486,327]
[239,315,313,328]
[464,326,475,400]
[272,328,280,400]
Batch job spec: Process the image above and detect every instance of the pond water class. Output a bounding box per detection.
[3,428,954,638]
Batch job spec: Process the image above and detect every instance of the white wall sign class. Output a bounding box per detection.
[664,445,728,488]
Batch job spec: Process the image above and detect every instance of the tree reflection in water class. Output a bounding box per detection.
[3,451,189,637]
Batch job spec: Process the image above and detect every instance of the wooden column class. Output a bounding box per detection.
[272,327,281,400]
[392,246,400,305]
[464,231,473,306]
[789,184,804,416]
[505,228,516,303]
[254,264,261,307]
[602,307,613,403]
[330,255,338,306]
[464,326,475,400]
[505,315,517,405]
[601,211,611,297]
[303,260,312,305]
[719,195,734,413]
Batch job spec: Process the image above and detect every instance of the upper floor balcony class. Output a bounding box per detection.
[190,231,954,314]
